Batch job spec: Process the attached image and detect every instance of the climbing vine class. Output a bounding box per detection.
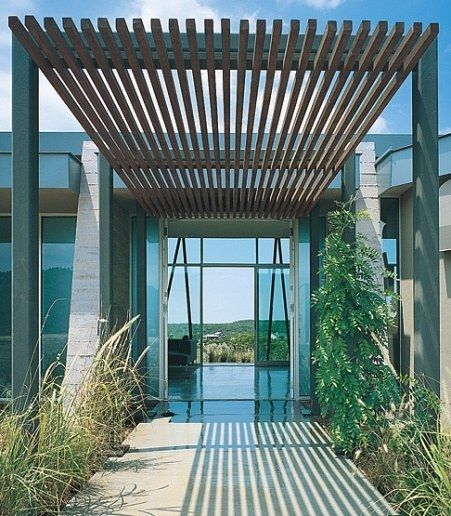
[313,203,399,454]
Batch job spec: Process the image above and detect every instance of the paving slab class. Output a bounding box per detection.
[64,416,394,515]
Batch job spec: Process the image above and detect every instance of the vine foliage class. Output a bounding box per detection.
[313,203,399,453]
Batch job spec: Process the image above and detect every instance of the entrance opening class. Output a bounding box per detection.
[166,234,292,401]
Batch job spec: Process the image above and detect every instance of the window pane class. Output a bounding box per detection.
[257,267,290,362]
[167,266,201,371]
[41,217,76,378]
[168,237,200,264]
[258,238,290,264]
[203,238,255,263]
[0,217,11,398]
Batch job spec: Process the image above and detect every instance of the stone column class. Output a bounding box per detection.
[63,141,100,393]
[355,141,384,287]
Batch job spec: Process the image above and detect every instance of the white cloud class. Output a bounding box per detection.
[131,0,221,26]
[370,115,391,134]
[301,0,344,9]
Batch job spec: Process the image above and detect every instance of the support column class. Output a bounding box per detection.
[309,204,321,416]
[98,154,113,331]
[134,203,148,383]
[11,36,39,410]
[412,37,440,395]
[342,153,356,245]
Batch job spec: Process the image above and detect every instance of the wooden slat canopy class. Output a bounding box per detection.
[9,17,438,218]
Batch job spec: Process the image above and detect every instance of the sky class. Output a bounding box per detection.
[0,0,451,134]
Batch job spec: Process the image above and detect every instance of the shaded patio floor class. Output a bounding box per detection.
[64,407,394,515]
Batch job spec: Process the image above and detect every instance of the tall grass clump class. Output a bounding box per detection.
[0,317,144,514]
[356,379,451,515]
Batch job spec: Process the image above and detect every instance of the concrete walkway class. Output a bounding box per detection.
[64,415,393,515]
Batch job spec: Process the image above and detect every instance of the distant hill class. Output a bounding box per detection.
[168,319,288,340]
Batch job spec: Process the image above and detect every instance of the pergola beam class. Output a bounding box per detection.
[412,36,440,395]
[11,34,39,410]
[9,17,439,219]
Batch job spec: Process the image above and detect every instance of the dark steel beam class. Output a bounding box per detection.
[11,35,39,410]
[412,36,440,395]
[99,154,114,330]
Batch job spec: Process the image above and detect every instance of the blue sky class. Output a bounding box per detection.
[0,0,450,133]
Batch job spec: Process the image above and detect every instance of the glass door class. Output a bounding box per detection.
[256,266,291,365]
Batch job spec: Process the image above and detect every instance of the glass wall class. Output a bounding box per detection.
[146,218,162,398]
[167,237,291,367]
[0,217,11,399]
[0,216,76,397]
[41,217,76,378]
[257,267,290,363]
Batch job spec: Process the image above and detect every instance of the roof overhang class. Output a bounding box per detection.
[9,17,438,218]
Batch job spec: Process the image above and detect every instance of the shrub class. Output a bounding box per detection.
[313,203,399,453]
[0,317,143,514]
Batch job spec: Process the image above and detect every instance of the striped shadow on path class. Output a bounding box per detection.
[64,417,394,515]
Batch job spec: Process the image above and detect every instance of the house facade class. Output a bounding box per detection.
[1,130,450,408]
[2,17,446,414]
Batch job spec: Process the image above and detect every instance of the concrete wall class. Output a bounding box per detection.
[64,141,100,392]
[356,142,383,284]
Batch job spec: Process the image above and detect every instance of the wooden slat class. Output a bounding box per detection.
[184,19,217,216]
[296,25,420,216]
[116,18,196,218]
[255,20,316,215]
[8,17,439,219]
[80,18,173,216]
[314,23,410,174]
[284,23,404,219]
[168,19,213,216]
[250,19,299,216]
[205,19,223,213]
[13,16,158,215]
[239,20,266,213]
[133,19,203,217]
[222,19,232,213]
[322,24,422,172]
[275,19,364,218]
[232,20,249,213]
[151,18,211,217]
[98,18,183,218]
[298,24,437,217]
[261,21,337,218]
[269,21,352,217]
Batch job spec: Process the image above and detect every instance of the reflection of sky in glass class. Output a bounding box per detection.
[168,238,201,264]
[203,238,255,263]
[258,269,288,321]
[168,267,201,325]
[382,239,397,265]
[42,244,74,269]
[203,267,254,323]
[258,238,289,264]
